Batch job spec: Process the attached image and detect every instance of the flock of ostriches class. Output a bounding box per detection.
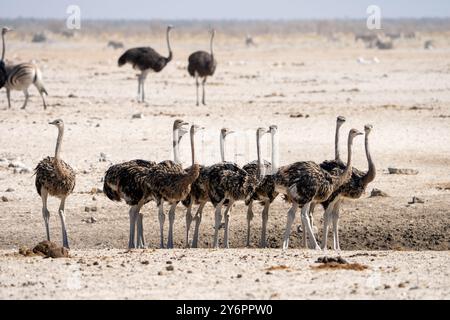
[0,25,376,251]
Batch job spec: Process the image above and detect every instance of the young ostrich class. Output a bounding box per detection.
[188,29,217,106]
[321,124,376,251]
[273,129,362,250]
[34,119,75,248]
[118,25,173,103]
[209,127,267,248]
[246,125,280,247]
[103,119,188,249]
[1,27,48,109]
[146,124,203,249]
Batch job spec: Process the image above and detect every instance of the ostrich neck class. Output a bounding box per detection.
[336,134,354,187]
[362,132,376,186]
[54,127,64,160]
[173,127,181,164]
[190,130,197,165]
[1,32,5,61]
[271,131,279,174]
[220,133,225,162]
[335,123,342,161]
[166,29,172,61]
[256,131,265,179]
[210,33,214,57]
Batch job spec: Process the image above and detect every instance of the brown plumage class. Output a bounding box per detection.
[34,119,75,248]
[209,127,267,248]
[273,128,362,250]
[103,119,188,249]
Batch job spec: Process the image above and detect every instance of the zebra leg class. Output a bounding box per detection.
[202,77,207,105]
[21,89,29,109]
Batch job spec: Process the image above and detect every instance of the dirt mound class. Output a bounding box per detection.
[18,241,69,258]
[312,256,368,271]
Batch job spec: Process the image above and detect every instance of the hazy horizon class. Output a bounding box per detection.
[1,0,450,20]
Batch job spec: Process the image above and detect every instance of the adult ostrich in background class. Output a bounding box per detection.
[188,29,217,106]
[1,27,12,89]
[118,25,173,103]
[273,128,362,250]
[35,119,76,249]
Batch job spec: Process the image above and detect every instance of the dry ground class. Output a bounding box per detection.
[0,30,449,299]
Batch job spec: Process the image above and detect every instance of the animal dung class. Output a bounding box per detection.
[370,188,389,197]
[82,216,97,223]
[388,167,419,175]
[30,241,70,258]
[312,256,368,271]
[132,113,144,119]
[1,196,8,202]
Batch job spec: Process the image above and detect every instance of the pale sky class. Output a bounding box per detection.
[1,0,449,20]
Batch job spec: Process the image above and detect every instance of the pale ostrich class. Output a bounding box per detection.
[183,127,235,248]
[118,25,173,103]
[34,119,76,248]
[321,124,376,251]
[146,124,203,249]
[209,127,267,248]
[188,29,217,106]
[103,119,188,248]
[246,124,280,247]
[1,27,48,109]
[273,129,362,250]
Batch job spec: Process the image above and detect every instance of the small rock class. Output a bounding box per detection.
[5,188,14,192]
[84,206,90,212]
[132,113,143,119]
[99,153,108,162]
[68,93,77,98]
[166,260,172,264]
[1,196,9,202]
[141,260,150,265]
[166,265,174,271]
[409,196,424,204]
[388,168,419,175]
[237,274,242,278]
[370,188,388,197]
[93,261,99,266]
[157,271,164,275]
[90,206,97,212]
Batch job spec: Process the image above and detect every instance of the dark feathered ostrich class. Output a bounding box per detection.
[103,119,188,249]
[209,128,267,248]
[118,25,173,103]
[320,124,376,251]
[273,129,362,250]
[35,119,76,248]
[188,29,217,106]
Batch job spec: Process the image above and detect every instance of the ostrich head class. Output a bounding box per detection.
[173,119,189,142]
[49,119,64,129]
[190,124,205,135]
[337,115,346,126]
[364,124,373,134]
[220,127,234,138]
[210,29,216,37]
[269,125,278,134]
[349,128,363,138]
[167,25,174,32]
[257,127,268,137]
[2,27,12,35]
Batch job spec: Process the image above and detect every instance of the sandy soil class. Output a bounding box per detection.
[0,31,449,299]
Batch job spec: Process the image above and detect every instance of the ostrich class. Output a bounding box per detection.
[34,119,76,248]
[246,125,280,247]
[1,27,12,88]
[118,25,173,103]
[1,27,47,109]
[273,128,362,250]
[145,124,203,249]
[183,127,235,248]
[103,119,188,249]
[188,29,217,106]
[321,124,376,251]
[209,127,267,248]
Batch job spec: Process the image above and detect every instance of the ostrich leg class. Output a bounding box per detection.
[167,203,177,249]
[246,200,254,247]
[137,76,142,102]
[41,188,50,241]
[202,77,207,105]
[128,206,138,249]
[213,200,224,248]
[195,73,199,106]
[185,201,193,248]
[21,89,29,109]
[6,88,11,109]
[301,202,320,250]
[260,201,270,248]
[158,202,165,248]
[282,203,298,250]
[332,201,342,251]
[223,201,234,248]
[58,197,69,248]
[135,200,146,248]
[321,205,333,250]
[192,202,205,248]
